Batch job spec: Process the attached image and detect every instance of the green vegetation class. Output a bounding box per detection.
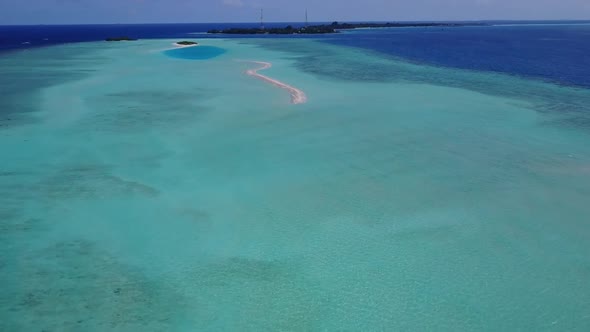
[207,26,334,35]
[207,22,484,35]
[105,37,138,41]
[176,41,199,46]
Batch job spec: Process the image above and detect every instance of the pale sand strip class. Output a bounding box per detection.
[172,43,199,49]
[151,43,199,53]
[243,61,308,104]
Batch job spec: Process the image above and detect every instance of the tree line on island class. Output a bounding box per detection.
[104,38,199,46]
[103,21,485,41]
[207,21,485,35]
[175,41,198,45]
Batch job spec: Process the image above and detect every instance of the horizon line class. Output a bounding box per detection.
[1,18,590,27]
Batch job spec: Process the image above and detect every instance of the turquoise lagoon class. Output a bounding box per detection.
[1,38,590,330]
[164,45,227,60]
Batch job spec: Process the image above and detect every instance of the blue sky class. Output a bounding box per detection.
[1,0,589,25]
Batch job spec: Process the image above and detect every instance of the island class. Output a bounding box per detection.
[207,21,485,35]
[105,37,138,41]
[175,41,199,46]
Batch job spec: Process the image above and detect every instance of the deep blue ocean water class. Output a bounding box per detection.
[329,23,590,88]
[1,21,590,87]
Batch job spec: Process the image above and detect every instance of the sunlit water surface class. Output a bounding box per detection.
[1,37,590,330]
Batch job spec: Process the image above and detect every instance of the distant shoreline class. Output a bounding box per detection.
[207,21,486,35]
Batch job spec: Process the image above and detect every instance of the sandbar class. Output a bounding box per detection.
[243,61,307,104]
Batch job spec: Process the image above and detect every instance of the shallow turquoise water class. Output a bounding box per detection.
[1,39,590,330]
